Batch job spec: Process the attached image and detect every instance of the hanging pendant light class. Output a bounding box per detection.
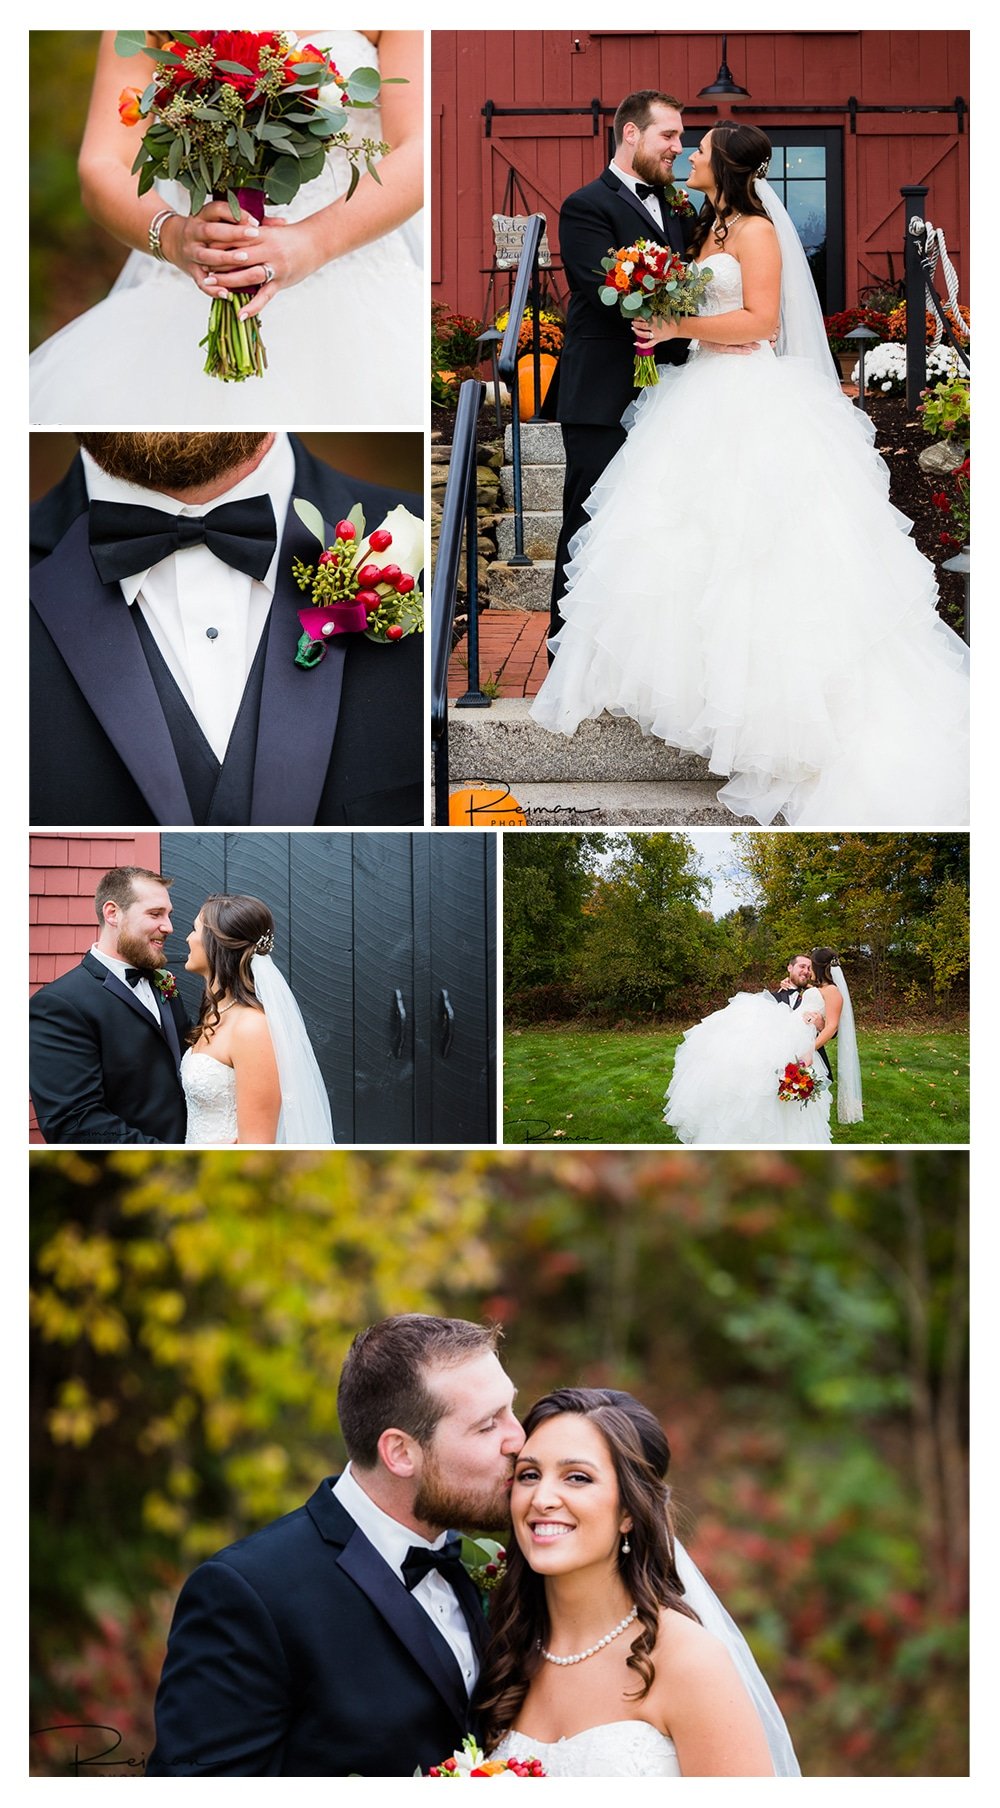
[698,34,750,99]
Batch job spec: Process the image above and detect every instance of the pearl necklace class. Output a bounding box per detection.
[539,1605,638,1666]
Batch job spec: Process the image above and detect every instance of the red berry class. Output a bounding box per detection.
[369,528,393,551]
[335,520,356,540]
[484,1562,498,1577]
[356,563,380,587]
[318,549,339,565]
[386,624,404,640]
[496,1546,506,1560]
[356,590,380,612]
[379,563,402,586]
[395,573,416,594]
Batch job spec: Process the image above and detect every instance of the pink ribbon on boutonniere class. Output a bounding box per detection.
[297,601,371,644]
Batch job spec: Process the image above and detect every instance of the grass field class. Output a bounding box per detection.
[503,1024,969,1145]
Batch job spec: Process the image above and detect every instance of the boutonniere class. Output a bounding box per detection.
[291,499,425,668]
[461,1535,507,1604]
[663,183,696,218]
[153,969,178,999]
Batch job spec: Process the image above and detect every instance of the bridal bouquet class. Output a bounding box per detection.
[116,29,399,380]
[291,499,424,666]
[599,240,714,388]
[776,1061,826,1107]
[427,1738,546,1777]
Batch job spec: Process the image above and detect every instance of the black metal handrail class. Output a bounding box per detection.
[497,212,546,569]
[431,377,487,825]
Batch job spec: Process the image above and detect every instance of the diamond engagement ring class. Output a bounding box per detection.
[262,263,276,283]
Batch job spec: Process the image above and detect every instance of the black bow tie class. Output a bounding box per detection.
[634,182,660,201]
[89,494,278,585]
[123,967,148,988]
[401,1534,466,1593]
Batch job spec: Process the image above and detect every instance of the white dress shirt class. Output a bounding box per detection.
[609,158,665,232]
[89,943,160,1021]
[332,1465,479,1693]
[82,433,295,763]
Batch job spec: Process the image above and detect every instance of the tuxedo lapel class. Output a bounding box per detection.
[599,169,671,246]
[250,449,348,825]
[30,514,194,825]
[451,1562,489,1663]
[336,1529,471,1727]
[156,991,184,1070]
[306,1482,472,1730]
[85,955,172,1043]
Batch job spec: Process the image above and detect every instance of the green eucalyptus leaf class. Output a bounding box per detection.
[226,188,241,223]
[365,155,383,186]
[215,59,255,76]
[115,29,150,58]
[293,499,328,545]
[167,135,183,181]
[345,162,360,203]
[346,66,381,104]
[598,287,619,306]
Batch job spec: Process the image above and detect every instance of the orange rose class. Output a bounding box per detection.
[118,87,143,127]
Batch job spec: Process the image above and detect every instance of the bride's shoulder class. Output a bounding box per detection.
[229,1003,274,1052]
[645,1606,741,1718]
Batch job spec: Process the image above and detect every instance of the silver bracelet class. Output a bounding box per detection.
[148,208,178,261]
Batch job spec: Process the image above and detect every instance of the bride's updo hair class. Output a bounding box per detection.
[690,121,773,255]
[811,947,839,986]
[187,893,275,1043]
[475,1387,700,1748]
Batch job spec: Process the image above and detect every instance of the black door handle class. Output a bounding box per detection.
[392,987,407,1058]
[440,987,455,1058]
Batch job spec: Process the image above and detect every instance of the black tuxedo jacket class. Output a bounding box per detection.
[146,1480,486,1777]
[556,169,698,426]
[30,437,423,827]
[29,952,188,1144]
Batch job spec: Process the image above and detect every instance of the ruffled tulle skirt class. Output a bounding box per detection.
[531,348,969,826]
[29,223,422,428]
[664,991,832,1145]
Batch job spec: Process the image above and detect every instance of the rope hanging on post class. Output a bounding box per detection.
[907,216,969,368]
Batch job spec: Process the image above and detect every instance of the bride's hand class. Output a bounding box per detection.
[633,316,681,350]
[205,218,319,320]
[160,201,265,295]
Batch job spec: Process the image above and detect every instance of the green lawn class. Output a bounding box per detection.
[503,1025,969,1145]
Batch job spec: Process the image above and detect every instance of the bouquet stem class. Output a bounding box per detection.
[633,350,659,389]
[201,186,267,383]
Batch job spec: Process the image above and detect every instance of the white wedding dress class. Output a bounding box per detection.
[181,1050,238,1145]
[530,250,969,827]
[665,986,832,1145]
[29,31,421,426]
[493,1721,681,1777]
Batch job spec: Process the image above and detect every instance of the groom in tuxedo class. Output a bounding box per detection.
[769,954,832,1079]
[550,90,698,647]
[29,864,188,1143]
[146,1314,523,1776]
[30,432,422,826]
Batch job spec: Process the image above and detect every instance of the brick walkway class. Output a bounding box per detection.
[447,611,549,699]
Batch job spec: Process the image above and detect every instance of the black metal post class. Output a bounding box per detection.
[455,470,490,708]
[902,183,929,413]
[528,260,542,423]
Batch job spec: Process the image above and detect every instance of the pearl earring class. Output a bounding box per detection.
[621,1532,631,1554]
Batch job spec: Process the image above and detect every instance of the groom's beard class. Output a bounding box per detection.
[116,927,167,972]
[413,1452,513,1535]
[78,432,269,491]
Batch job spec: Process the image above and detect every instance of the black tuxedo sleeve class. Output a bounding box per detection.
[29,991,165,1144]
[146,1560,292,1776]
[559,191,625,321]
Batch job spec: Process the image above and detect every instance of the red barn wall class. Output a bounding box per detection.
[432,30,968,320]
[29,832,162,1142]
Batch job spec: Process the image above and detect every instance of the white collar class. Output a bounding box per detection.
[333,1464,449,1581]
[81,432,295,605]
[610,160,650,195]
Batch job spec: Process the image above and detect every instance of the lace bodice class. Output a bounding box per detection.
[155,31,387,221]
[181,1049,237,1145]
[492,1722,682,1777]
[696,250,744,314]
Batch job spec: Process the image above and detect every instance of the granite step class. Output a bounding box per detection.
[486,561,556,612]
[499,463,564,511]
[496,511,561,561]
[504,420,565,464]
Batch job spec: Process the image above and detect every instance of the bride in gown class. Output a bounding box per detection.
[29,30,422,426]
[664,950,862,1145]
[478,1388,799,1777]
[530,121,969,827]
[182,893,334,1145]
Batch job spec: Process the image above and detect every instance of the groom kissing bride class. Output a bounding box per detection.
[146,1314,798,1776]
